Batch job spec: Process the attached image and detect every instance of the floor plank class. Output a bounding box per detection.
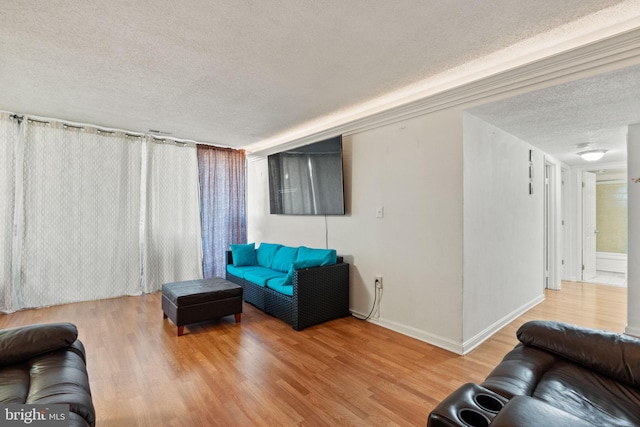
[0,281,626,426]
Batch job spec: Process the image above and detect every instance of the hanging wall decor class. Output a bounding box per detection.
[529,149,534,195]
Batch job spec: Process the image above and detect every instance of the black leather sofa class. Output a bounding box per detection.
[226,251,350,330]
[428,320,640,427]
[0,323,95,427]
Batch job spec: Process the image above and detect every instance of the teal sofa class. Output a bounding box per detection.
[225,243,350,330]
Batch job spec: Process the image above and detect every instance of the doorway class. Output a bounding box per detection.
[580,169,628,286]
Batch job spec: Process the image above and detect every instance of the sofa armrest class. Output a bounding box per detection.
[226,250,235,266]
[428,386,593,427]
[427,383,508,427]
[293,261,349,295]
[69,339,88,364]
[292,261,350,330]
[480,343,559,399]
[517,320,640,388]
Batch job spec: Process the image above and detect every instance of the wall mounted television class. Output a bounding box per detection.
[268,136,345,215]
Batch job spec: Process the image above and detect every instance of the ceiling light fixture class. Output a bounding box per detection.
[577,149,607,161]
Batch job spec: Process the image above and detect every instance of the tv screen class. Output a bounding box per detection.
[268,136,345,215]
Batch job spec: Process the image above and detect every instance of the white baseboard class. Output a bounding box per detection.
[461,294,545,355]
[350,310,464,354]
[377,317,465,355]
[596,252,627,274]
[350,294,545,355]
[625,325,640,338]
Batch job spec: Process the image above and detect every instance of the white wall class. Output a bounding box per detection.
[462,113,545,350]
[626,124,640,336]
[247,110,466,351]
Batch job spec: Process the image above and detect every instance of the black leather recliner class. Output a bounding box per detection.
[428,320,640,426]
[0,323,95,427]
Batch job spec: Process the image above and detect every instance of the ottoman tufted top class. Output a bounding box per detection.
[162,277,242,306]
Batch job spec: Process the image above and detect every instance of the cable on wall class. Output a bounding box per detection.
[352,277,381,321]
[324,215,329,249]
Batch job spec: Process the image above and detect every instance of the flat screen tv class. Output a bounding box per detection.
[268,136,345,215]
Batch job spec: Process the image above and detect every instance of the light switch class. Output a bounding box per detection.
[375,206,384,218]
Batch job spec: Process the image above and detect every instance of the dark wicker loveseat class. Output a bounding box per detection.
[226,251,350,330]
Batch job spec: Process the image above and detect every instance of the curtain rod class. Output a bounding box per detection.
[2,109,241,151]
[27,118,50,125]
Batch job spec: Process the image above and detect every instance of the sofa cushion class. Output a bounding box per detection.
[517,320,640,388]
[230,243,257,266]
[533,361,640,427]
[491,396,595,427]
[243,269,286,287]
[296,246,337,266]
[279,258,325,287]
[0,323,78,367]
[226,264,263,279]
[271,246,299,272]
[256,243,282,268]
[266,278,294,297]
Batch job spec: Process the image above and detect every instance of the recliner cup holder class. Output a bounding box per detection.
[474,393,504,413]
[458,408,490,427]
[427,383,509,427]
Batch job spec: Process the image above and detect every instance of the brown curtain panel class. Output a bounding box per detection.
[197,145,246,278]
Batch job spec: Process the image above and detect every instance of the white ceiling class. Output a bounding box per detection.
[1,0,639,160]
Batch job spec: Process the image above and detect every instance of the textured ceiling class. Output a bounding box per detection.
[0,0,638,157]
[469,64,640,167]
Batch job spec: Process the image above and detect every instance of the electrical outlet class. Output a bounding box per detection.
[375,275,383,289]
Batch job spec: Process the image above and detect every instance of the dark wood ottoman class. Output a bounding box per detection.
[162,277,243,336]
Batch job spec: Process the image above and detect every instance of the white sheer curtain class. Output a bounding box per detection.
[0,113,18,312]
[0,115,204,312]
[141,139,203,293]
[18,121,143,308]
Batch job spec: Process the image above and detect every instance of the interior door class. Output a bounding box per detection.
[561,169,568,281]
[582,172,597,281]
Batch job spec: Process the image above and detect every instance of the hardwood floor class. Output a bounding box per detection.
[0,281,626,426]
